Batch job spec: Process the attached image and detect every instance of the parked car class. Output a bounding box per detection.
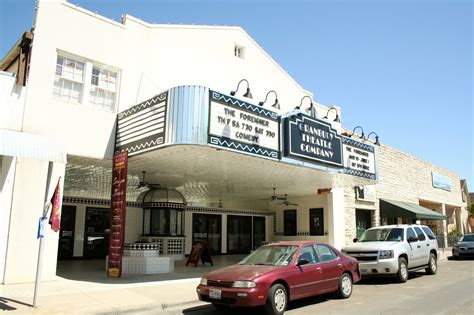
[452,233,474,259]
[196,241,360,315]
[341,224,438,283]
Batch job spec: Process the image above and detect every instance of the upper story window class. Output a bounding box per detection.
[53,52,119,112]
[234,44,245,59]
[90,67,117,111]
[54,56,85,103]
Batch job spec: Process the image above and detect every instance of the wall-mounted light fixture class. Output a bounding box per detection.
[294,95,312,110]
[323,107,340,122]
[367,132,380,145]
[230,79,252,99]
[349,125,365,139]
[258,90,280,109]
[295,95,316,117]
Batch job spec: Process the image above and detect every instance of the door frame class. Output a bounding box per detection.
[192,213,222,254]
[227,215,252,254]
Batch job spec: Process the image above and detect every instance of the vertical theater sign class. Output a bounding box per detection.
[107,151,128,277]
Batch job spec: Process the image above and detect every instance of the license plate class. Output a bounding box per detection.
[360,268,368,273]
[209,289,222,300]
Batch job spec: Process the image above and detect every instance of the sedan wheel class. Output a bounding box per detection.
[264,284,287,315]
[337,273,353,299]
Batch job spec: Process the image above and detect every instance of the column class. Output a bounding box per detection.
[221,214,227,254]
[440,203,448,248]
[327,187,345,249]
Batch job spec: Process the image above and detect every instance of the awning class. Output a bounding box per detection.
[0,129,67,163]
[380,199,447,220]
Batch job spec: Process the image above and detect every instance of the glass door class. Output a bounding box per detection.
[83,207,110,259]
[252,216,266,249]
[57,205,76,260]
[227,215,252,254]
[310,208,324,236]
[192,213,222,254]
[356,209,372,239]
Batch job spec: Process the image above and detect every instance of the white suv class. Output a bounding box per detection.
[341,224,438,283]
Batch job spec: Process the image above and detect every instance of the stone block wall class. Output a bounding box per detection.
[344,143,464,245]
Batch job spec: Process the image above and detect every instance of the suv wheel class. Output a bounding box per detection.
[425,253,437,275]
[397,257,408,283]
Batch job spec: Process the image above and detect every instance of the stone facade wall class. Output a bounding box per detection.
[344,143,464,246]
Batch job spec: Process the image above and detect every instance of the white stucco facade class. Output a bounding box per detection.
[0,0,468,285]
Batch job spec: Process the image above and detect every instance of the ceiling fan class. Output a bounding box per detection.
[209,199,223,208]
[277,194,298,206]
[136,171,160,189]
[267,188,286,201]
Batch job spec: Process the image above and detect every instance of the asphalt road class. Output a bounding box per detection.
[168,259,474,315]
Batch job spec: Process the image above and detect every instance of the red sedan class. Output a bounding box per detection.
[196,241,360,315]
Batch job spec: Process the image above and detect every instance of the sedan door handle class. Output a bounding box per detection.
[337,264,343,268]
[427,244,430,247]
[315,267,321,271]
[417,245,421,248]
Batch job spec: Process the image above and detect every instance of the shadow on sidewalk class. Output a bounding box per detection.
[56,255,246,284]
[0,297,32,311]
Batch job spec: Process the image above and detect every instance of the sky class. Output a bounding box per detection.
[1,0,473,188]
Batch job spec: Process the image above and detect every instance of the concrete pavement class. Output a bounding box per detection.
[0,251,451,314]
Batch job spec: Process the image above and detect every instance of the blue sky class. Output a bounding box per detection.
[1,0,473,188]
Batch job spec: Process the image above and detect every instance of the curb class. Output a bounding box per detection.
[161,299,204,312]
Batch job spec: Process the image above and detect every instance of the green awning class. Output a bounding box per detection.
[380,199,447,221]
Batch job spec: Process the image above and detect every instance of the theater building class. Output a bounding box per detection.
[0,0,468,284]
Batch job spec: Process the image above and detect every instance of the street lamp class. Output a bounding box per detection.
[230,79,252,99]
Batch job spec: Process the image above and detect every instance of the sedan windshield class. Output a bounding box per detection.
[238,245,298,266]
[359,228,404,242]
[460,234,474,242]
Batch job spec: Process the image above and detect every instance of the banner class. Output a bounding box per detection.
[49,178,61,232]
[107,151,128,278]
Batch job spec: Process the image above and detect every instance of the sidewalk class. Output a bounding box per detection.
[0,251,451,314]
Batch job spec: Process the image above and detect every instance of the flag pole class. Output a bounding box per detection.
[33,161,53,308]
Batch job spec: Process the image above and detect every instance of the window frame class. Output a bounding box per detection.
[53,51,119,112]
[406,227,417,241]
[149,208,184,237]
[413,226,426,241]
[314,244,338,262]
[297,245,319,265]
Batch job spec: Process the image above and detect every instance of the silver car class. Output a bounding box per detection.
[341,224,439,283]
[452,234,474,259]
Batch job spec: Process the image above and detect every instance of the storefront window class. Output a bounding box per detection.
[150,208,184,236]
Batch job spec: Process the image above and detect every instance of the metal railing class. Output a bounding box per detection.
[437,235,460,249]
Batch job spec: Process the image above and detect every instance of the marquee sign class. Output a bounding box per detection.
[342,136,376,180]
[115,91,168,156]
[208,90,280,159]
[283,113,343,167]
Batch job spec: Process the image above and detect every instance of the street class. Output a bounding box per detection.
[168,259,474,315]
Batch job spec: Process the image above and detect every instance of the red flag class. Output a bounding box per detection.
[49,178,61,232]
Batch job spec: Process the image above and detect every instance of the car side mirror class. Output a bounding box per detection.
[353,238,358,243]
[297,258,309,266]
[408,236,418,243]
